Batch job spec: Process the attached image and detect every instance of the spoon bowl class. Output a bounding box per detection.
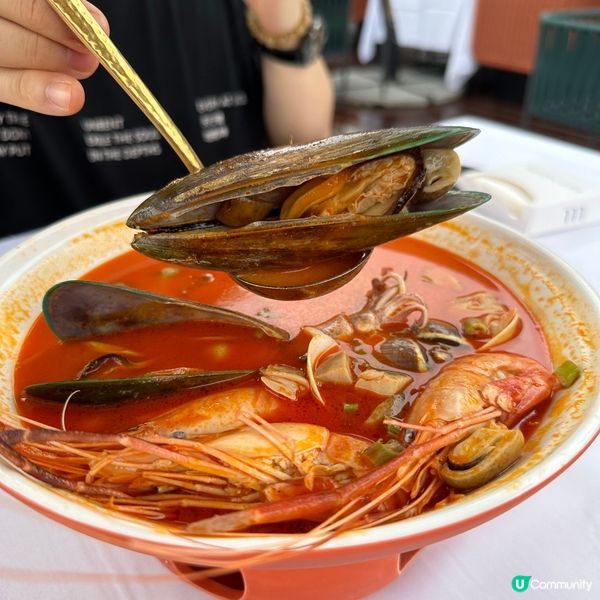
[233,251,372,300]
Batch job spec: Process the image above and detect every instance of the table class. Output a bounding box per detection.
[1,162,599,598]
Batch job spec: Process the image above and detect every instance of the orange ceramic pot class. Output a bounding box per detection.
[0,197,598,600]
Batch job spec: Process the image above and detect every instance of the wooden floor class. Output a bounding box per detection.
[333,74,599,150]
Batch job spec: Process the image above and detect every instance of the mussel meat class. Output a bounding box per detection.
[127,126,489,278]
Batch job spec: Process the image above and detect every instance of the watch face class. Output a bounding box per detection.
[300,15,326,63]
[257,15,326,65]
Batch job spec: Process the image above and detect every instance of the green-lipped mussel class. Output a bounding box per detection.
[26,368,256,405]
[42,281,289,341]
[127,126,490,297]
[24,281,288,404]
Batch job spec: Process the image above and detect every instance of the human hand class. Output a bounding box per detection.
[0,0,109,115]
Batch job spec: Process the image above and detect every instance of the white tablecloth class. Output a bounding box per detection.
[1,191,599,599]
[357,0,479,92]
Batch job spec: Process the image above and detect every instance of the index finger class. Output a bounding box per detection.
[0,0,109,52]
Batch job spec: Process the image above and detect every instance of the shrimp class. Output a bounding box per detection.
[0,416,371,520]
[405,352,559,430]
[186,351,558,533]
[132,385,283,437]
[0,342,558,536]
[130,364,310,437]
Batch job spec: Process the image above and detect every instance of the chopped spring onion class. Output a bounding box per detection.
[387,423,402,436]
[343,402,359,412]
[461,318,489,338]
[554,360,581,388]
[363,439,404,466]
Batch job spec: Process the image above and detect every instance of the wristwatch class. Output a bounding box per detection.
[255,16,326,65]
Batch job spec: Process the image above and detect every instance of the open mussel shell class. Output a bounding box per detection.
[25,368,255,405]
[131,191,489,272]
[43,281,289,340]
[127,126,480,231]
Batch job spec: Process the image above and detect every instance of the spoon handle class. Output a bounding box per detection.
[47,0,202,173]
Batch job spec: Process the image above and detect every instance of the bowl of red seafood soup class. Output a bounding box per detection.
[0,196,598,599]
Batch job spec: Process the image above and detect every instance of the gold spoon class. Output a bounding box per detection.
[48,0,367,299]
[47,0,202,173]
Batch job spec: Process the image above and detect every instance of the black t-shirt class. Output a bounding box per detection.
[0,0,268,236]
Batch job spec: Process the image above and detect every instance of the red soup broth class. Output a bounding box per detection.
[14,238,552,438]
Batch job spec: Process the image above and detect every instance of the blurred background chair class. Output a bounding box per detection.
[525,9,600,138]
[331,0,478,108]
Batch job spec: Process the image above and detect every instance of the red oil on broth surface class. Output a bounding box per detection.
[14,237,552,440]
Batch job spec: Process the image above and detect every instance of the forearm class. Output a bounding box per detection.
[261,55,334,146]
[244,0,334,146]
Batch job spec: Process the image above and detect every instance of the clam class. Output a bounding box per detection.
[416,319,466,346]
[127,126,489,299]
[379,337,429,372]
